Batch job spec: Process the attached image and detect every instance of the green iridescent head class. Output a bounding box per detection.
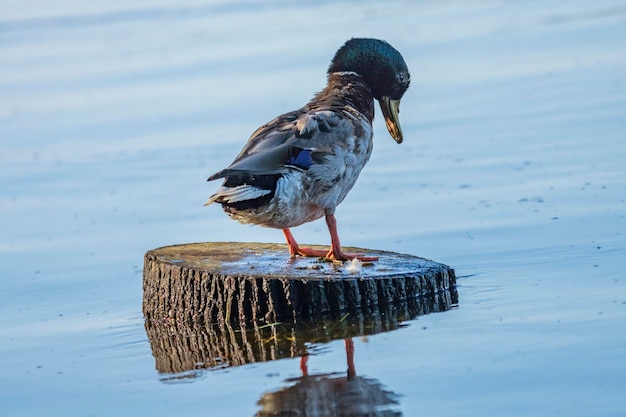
[328,38,410,143]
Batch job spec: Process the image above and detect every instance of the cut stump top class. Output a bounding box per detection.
[146,241,450,280]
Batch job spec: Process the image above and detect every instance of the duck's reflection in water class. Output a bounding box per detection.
[257,338,401,417]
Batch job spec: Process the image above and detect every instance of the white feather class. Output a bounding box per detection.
[345,258,363,274]
[204,185,271,206]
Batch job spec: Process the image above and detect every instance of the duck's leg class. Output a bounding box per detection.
[324,213,378,262]
[345,338,356,380]
[300,354,309,377]
[282,216,378,262]
[282,228,327,258]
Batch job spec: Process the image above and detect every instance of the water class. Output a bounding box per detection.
[1,0,625,416]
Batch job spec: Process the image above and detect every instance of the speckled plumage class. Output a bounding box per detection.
[206,38,410,261]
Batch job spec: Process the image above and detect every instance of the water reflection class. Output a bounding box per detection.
[145,289,456,414]
[145,290,457,376]
[257,339,401,417]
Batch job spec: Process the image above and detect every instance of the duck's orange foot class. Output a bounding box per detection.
[293,246,329,258]
[324,250,378,262]
[282,227,378,263]
[292,246,378,262]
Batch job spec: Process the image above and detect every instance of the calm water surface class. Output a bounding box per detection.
[1,1,625,416]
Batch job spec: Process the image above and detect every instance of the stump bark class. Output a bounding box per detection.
[143,242,456,327]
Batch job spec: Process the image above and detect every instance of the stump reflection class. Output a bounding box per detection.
[146,290,457,377]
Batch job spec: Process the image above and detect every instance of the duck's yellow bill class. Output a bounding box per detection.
[379,97,403,144]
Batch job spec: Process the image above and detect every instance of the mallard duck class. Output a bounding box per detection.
[205,38,410,261]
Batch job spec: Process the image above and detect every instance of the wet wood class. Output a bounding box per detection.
[143,242,456,327]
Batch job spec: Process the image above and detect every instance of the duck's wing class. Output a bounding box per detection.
[208,109,345,181]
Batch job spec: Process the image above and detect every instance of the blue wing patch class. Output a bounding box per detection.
[286,148,314,170]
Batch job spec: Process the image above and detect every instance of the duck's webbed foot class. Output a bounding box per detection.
[324,213,378,262]
[282,229,328,258]
[282,216,379,262]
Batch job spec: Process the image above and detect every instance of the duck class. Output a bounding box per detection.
[205,38,410,261]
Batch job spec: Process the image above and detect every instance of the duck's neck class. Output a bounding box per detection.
[307,72,375,121]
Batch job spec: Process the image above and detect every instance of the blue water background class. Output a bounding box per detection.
[1,1,625,416]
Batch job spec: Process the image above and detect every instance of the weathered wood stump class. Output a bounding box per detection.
[143,242,456,326]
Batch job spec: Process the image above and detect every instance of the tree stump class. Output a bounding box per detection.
[143,242,456,327]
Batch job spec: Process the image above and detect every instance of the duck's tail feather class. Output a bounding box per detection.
[204,184,271,206]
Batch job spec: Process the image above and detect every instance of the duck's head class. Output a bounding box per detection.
[328,38,410,144]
